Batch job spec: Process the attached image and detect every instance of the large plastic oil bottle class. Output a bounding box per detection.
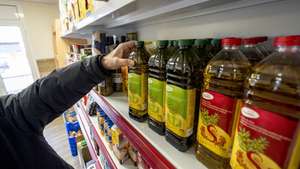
[148,40,169,135]
[241,37,265,65]
[196,37,251,169]
[230,35,300,169]
[165,39,203,152]
[128,41,151,122]
[194,39,212,65]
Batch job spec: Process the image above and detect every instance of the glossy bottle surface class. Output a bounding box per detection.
[196,38,251,169]
[148,40,169,135]
[165,39,203,152]
[231,36,300,169]
[128,41,150,122]
[241,37,265,66]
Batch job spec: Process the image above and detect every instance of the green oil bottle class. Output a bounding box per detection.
[128,41,151,122]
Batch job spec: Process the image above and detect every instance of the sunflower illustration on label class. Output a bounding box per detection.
[230,104,299,169]
[197,90,236,158]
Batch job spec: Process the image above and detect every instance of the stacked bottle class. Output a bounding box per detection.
[128,41,151,122]
[148,40,169,135]
[241,37,265,65]
[196,37,251,169]
[230,35,300,169]
[165,39,204,152]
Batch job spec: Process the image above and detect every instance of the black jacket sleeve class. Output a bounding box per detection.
[0,56,109,134]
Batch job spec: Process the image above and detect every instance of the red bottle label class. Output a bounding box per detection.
[197,90,237,158]
[231,103,299,169]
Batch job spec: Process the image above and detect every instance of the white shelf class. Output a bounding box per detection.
[90,116,136,169]
[61,0,135,38]
[92,92,207,169]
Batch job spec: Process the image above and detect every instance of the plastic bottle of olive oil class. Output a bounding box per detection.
[231,35,300,169]
[148,40,169,135]
[165,39,203,152]
[241,37,265,65]
[196,38,251,169]
[128,41,151,122]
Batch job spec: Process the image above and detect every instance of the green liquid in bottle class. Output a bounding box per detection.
[165,39,204,152]
[128,41,151,122]
[148,40,169,135]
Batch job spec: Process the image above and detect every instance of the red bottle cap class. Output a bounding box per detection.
[243,37,259,45]
[273,35,300,46]
[222,37,242,46]
[254,36,268,43]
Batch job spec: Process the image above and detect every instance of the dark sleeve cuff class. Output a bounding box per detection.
[96,55,113,77]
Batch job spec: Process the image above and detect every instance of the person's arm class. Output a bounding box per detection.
[0,41,135,134]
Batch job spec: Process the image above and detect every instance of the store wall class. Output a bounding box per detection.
[21,1,59,60]
[136,0,300,40]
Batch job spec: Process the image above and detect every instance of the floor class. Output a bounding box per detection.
[44,116,81,169]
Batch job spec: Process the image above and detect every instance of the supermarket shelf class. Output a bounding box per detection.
[74,104,102,169]
[61,0,135,38]
[61,0,281,38]
[76,101,135,169]
[91,117,136,169]
[89,90,207,169]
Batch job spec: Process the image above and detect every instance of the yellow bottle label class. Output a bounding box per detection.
[197,90,237,158]
[128,73,148,116]
[165,84,196,138]
[148,78,166,122]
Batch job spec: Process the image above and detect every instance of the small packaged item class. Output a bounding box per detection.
[97,109,106,135]
[112,144,129,164]
[137,152,151,169]
[128,144,138,165]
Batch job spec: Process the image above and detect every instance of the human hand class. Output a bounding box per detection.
[101,41,136,70]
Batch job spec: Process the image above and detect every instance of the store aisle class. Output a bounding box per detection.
[44,116,81,169]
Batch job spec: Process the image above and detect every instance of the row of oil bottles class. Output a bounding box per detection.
[127,36,300,169]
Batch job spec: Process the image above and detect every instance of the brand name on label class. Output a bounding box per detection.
[202,92,214,100]
[241,107,260,119]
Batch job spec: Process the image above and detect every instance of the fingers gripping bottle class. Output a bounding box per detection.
[231,35,300,169]
[128,41,151,122]
[165,39,203,152]
[196,38,251,169]
[148,40,169,135]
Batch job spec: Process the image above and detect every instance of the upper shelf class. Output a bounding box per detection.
[89,90,207,169]
[61,0,282,39]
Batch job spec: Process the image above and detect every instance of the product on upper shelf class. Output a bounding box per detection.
[97,107,106,135]
[230,35,300,169]
[147,40,169,135]
[196,37,251,169]
[128,41,151,122]
[165,39,204,152]
[128,144,138,166]
[241,37,265,65]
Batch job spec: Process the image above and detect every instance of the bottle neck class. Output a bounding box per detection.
[223,45,240,50]
[179,45,192,49]
[277,46,300,53]
[244,44,256,48]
